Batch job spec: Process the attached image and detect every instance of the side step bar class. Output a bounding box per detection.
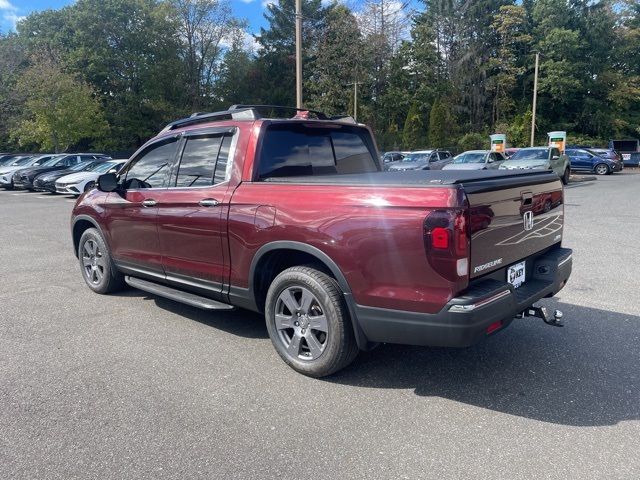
[125,276,235,311]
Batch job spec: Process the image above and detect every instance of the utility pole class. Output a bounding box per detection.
[295,0,303,109]
[530,52,539,147]
[347,81,361,122]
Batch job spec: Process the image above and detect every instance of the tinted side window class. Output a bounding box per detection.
[175,136,222,187]
[214,135,233,184]
[258,124,378,180]
[551,148,560,158]
[125,139,177,189]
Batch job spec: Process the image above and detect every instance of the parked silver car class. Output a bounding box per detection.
[443,150,507,170]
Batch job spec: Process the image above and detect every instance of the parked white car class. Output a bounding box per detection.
[0,154,62,189]
[55,160,126,195]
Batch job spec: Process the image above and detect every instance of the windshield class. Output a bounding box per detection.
[41,156,63,167]
[509,149,549,161]
[11,156,34,166]
[405,153,430,162]
[93,162,122,173]
[454,152,486,164]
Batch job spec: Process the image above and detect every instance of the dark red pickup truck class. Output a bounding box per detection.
[71,105,572,376]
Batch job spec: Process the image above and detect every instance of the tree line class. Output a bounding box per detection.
[0,0,639,154]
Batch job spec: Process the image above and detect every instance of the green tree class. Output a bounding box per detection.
[11,55,108,152]
[428,97,453,147]
[402,102,425,149]
[457,133,487,152]
[215,24,257,106]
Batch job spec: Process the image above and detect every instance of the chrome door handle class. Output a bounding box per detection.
[142,199,157,207]
[199,198,219,207]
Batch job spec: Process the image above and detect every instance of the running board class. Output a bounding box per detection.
[125,276,235,311]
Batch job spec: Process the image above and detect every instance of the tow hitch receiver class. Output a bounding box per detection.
[517,305,564,327]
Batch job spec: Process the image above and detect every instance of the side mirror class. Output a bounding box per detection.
[97,172,119,192]
[552,155,560,160]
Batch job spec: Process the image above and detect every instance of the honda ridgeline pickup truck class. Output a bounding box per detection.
[71,105,572,377]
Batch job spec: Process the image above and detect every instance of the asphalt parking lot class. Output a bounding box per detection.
[1,173,638,480]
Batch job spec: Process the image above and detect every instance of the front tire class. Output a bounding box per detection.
[594,163,610,176]
[78,228,125,294]
[4,182,13,190]
[265,266,358,377]
[561,167,570,185]
[84,181,95,192]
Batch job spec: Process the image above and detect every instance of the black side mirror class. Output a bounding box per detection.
[97,173,119,192]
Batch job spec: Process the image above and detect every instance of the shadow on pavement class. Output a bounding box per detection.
[326,302,639,427]
[113,289,638,427]
[113,289,269,340]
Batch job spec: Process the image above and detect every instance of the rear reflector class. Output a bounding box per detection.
[486,320,503,334]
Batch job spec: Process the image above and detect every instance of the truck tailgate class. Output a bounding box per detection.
[461,172,564,278]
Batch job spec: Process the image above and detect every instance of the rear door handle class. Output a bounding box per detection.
[199,198,219,207]
[142,199,157,207]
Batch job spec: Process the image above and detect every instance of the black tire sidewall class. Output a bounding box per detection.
[265,267,354,377]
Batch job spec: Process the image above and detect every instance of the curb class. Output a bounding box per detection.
[569,175,597,184]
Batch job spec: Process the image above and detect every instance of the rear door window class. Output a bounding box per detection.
[257,123,378,180]
[175,136,223,187]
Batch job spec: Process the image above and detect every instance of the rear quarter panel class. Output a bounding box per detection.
[228,183,463,314]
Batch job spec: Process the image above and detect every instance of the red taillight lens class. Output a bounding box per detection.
[424,209,470,282]
[431,227,449,249]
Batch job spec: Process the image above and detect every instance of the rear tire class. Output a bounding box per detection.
[561,167,570,185]
[594,163,609,176]
[78,228,125,294]
[265,266,358,377]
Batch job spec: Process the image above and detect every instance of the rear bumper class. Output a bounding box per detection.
[355,247,572,348]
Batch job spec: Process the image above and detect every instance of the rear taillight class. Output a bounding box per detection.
[424,209,470,282]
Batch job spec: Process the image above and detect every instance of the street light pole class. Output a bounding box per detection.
[295,0,302,109]
[530,52,539,147]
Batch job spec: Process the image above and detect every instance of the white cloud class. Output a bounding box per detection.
[0,0,17,11]
[238,0,255,3]
[262,0,275,8]
[0,0,24,31]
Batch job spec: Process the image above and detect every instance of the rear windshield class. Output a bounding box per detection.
[510,149,549,161]
[257,123,379,180]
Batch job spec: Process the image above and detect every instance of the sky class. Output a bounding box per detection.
[0,0,275,34]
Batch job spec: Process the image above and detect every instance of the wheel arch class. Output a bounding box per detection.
[71,215,108,258]
[244,241,371,350]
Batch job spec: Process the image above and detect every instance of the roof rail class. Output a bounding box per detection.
[160,108,258,133]
[228,104,329,120]
[160,104,353,134]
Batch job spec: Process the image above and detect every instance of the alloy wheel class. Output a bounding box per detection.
[274,286,328,361]
[82,239,106,285]
[595,164,609,175]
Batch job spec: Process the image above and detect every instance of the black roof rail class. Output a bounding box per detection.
[229,104,329,120]
[160,104,355,134]
[160,108,258,133]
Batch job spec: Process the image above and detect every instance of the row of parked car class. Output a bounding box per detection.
[381,146,628,184]
[0,153,126,195]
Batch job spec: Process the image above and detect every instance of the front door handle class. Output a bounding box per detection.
[142,199,157,207]
[199,198,219,207]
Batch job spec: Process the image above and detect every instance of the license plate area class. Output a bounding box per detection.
[507,261,526,288]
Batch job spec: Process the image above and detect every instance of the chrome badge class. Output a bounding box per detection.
[523,210,534,231]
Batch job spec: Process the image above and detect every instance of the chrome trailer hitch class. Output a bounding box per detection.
[517,305,564,327]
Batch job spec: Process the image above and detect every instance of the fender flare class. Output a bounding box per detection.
[71,215,109,257]
[248,241,372,349]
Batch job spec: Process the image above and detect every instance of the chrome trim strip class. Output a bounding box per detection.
[448,290,512,313]
[558,253,572,267]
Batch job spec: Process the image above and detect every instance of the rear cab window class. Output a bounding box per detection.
[256,122,379,180]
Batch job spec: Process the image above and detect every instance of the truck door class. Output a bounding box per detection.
[156,129,236,294]
[103,137,178,276]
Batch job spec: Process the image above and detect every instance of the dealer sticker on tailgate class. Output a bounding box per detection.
[507,261,526,288]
